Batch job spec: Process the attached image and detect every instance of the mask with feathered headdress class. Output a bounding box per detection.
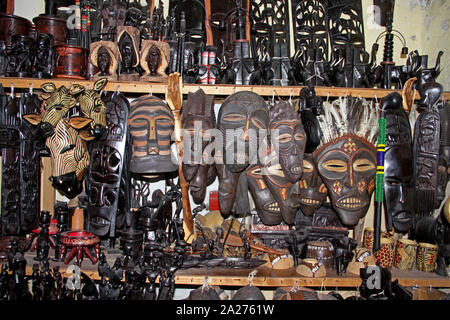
[313,96,378,227]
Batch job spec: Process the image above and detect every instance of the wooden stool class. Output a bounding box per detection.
[59,207,100,266]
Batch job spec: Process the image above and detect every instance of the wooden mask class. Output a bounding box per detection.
[22,83,77,137]
[413,82,443,217]
[181,89,217,204]
[382,92,414,233]
[46,117,94,199]
[86,92,130,238]
[437,103,450,209]
[314,97,378,227]
[297,153,328,216]
[216,91,268,218]
[70,78,108,140]
[128,95,177,175]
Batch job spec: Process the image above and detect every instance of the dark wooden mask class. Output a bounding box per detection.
[313,134,377,227]
[297,153,328,216]
[382,92,414,233]
[86,92,130,238]
[216,91,268,218]
[181,89,217,204]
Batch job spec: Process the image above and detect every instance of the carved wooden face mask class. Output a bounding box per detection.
[382,93,414,233]
[314,97,378,227]
[217,91,268,173]
[46,117,94,199]
[216,91,268,217]
[87,92,129,238]
[181,89,217,204]
[254,101,306,225]
[313,134,376,226]
[297,153,328,216]
[269,101,306,183]
[246,164,283,225]
[128,95,177,174]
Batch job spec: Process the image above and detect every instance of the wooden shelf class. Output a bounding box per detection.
[21,251,450,288]
[1,76,449,100]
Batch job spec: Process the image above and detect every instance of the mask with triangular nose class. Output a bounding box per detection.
[128,95,177,174]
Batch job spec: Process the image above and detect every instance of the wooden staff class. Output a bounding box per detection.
[204,0,213,46]
[166,72,194,240]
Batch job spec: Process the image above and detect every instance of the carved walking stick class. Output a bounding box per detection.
[166,72,194,241]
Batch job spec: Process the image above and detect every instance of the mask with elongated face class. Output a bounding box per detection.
[87,92,129,238]
[382,92,414,233]
[413,82,443,216]
[216,91,268,217]
[181,89,217,204]
[314,97,378,227]
[297,153,328,216]
[437,103,450,209]
[128,95,177,175]
[259,101,306,225]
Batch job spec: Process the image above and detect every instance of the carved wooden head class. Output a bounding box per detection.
[46,116,94,199]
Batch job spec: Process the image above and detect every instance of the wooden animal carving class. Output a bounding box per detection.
[46,116,94,199]
[23,83,77,137]
[70,78,108,139]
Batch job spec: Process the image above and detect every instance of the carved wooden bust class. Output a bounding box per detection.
[90,41,120,81]
[139,40,169,82]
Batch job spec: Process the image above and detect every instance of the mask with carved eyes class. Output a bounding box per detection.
[413,107,441,216]
[216,91,268,218]
[313,134,377,227]
[297,153,328,216]
[382,92,414,233]
[181,89,217,204]
[128,95,177,175]
[86,92,129,238]
[246,164,283,225]
[269,101,306,183]
[217,91,268,173]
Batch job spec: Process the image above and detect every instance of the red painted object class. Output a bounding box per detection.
[209,190,220,211]
[60,230,100,267]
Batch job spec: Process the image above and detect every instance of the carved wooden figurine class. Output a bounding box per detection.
[90,41,120,81]
[140,40,170,82]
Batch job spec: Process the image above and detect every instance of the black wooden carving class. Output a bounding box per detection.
[291,0,329,62]
[249,0,290,58]
[327,0,365,51]
[86,91,130,239]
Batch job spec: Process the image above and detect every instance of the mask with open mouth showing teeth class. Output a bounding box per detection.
[181,89,217,204]
[216,91,269,218]
[258,101,306,225]
[246,164,283,225]
[87,92,130,238]
[297,153,328,216]
[314,96,378,227]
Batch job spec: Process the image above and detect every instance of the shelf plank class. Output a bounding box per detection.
[21,251,450,288]
[1,77,449,100]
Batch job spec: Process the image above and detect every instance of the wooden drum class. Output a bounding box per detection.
[306,240,335,269]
